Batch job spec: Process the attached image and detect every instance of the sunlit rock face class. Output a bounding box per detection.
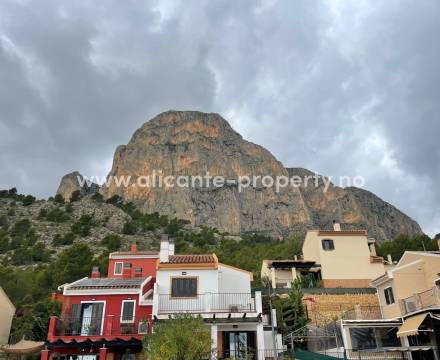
[102,111,422,241]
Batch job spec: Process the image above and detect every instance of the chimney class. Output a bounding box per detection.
[333,220,341,231]
[169,238,175,256]
[122,263,132,279]
[131,243,137,253]
[387,254,393,264]
[91,266,100,279]
[160,234,170,263]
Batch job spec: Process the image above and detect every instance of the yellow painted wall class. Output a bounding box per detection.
[302,231,385,283]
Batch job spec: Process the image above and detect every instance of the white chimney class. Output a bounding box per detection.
[333,221,341,231]
[169,239,175,256]
[387,254,393,264]
[160,234,170,262]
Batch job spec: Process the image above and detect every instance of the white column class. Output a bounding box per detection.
[256,323,265,360]
[255,291,262,314]
[211,324,218,360]
[152,283,159,316]
[270,267,276,289]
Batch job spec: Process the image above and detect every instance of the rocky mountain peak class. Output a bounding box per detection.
[96,111,423,241]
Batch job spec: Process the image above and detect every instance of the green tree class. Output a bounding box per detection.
[101,234,122,252]
[71,214,94,237]
[53,194,65,204]
[91,192,104,203]
[52,232,76,246]
[50,243,94,285]
[46,208,70,222]
[122,220,137,235]
[70,190,81,202]
[22,195,36,206]
[376,234,437,261]
[144,315,212,360]
[272,278,308,335]
[0,214,9,230]
[0,229,9,251]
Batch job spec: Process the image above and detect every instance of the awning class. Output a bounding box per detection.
[0,340,45,354]
[397,313,428,338]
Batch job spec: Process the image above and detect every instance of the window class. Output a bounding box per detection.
[435,278,440,289]
[322,239,335,251]
[384,287,395,305]
[171,277,198,298]
[121,300,135,323]
[114,262,123,275]
[350,327,376,350]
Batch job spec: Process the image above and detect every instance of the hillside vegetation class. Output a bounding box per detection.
[0,187,436,342]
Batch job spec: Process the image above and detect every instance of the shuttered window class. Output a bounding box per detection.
[171,277,197,298]
[384,287,395,305]
[121,300,135,322]
[322,239,335,251]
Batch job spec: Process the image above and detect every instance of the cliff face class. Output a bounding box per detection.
[101,111,423,241]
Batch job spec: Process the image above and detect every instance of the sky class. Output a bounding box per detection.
[0,0,439,236]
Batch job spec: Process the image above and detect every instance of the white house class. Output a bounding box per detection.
[152,237,282,359]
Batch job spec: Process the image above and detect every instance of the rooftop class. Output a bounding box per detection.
[317,229,368,236]
[164,254,217,264]
[67,277,146,290]
[157,254,218,269]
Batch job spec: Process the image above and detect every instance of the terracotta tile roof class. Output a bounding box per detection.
[318,230,368,236]
[163,254,216,264]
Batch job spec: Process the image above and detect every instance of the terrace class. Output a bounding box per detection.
[400,286,440,315]
[47,315,151,341]
[155,292,262,317]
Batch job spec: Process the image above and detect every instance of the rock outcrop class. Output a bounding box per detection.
[57,171,99,201]
[101,111,423,241]
[287,168,423,241]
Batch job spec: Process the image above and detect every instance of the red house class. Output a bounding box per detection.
[43,244,158,360]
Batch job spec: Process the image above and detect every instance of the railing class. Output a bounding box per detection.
[342,305,382,320]
[51,316,150,337]
[400,286,440,315]
[158,293,256,314]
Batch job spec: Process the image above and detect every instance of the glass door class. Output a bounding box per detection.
[229,332,248,359]
[80,303,103,336]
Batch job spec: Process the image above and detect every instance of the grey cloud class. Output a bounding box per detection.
[0,0,438,236]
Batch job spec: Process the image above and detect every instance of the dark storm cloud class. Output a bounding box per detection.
[0,0,439,235]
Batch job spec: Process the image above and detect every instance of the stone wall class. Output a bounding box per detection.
[303,292,379,325]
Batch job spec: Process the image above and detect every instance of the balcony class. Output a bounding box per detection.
[157,293,259,315]
[48,315,150,341]
[400,286,440,315]
[342,305,383,320]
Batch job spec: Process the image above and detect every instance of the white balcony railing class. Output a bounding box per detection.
[157,293,258,314]
[400,286,440,315]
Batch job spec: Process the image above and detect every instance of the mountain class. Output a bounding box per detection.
[93,110,423,242]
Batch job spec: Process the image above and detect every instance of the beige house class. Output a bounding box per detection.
[0,287,15,345]
[371,251,440,319]
[302,226,385,288]
[261,223,386,289]
[337,251,440,358]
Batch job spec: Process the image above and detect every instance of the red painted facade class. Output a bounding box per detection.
[44,245,159,360]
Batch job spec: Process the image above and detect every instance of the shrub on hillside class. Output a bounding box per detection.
[101,234,122,252]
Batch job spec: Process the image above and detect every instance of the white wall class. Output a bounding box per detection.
[218,265,251,293]
[156,268,219,294]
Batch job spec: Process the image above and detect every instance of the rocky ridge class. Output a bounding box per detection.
[90,111,423,242]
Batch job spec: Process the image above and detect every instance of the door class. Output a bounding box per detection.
[80,303,104,336]
[223,331,256,359]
